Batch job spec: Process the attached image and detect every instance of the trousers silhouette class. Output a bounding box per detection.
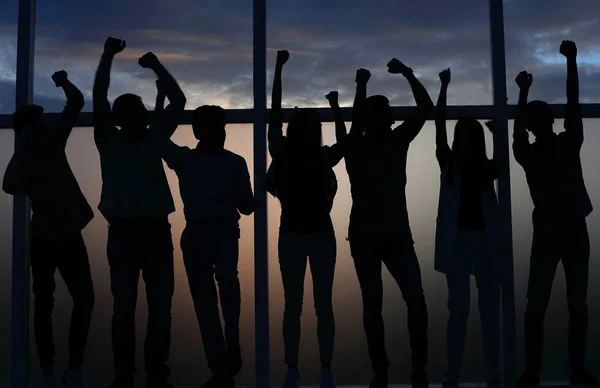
[278,231,336,365]
[107,219,174,382]
[349,234,428,373]
[445,229,500,376]
[30,234,94,374]
[524,218,589,373]
[181,220,242,377]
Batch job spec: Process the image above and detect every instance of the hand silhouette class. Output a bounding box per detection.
[51,70,68,88]
[104,37,126,55]
[559,40,577,59]
[139,52,160,69]
[276,50,290,66]
[326,91,339,105]
[515,71,533,90]
[387,58,412,75]
[355,68,371,84]
[439,68,451,85]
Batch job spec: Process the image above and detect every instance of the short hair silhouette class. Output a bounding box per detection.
[13,104,44,135]
[192,105,227,149]
[112,93,149,130]
[526,100,555,136]
[286,108,322,149]
[366,95,394,134]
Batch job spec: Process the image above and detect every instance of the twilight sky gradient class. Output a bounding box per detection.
[0,1,599,387]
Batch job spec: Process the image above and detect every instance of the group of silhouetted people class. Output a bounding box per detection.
[2,36,597,388]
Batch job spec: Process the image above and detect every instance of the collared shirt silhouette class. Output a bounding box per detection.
[514,40,598,388]
[3,71,95,388]
[162,141,253,221]
[93,37,185,388]
[159,100,252,388]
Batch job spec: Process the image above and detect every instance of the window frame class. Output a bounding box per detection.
[3,0,600,387]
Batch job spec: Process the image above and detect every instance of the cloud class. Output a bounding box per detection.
[0,0,599,115]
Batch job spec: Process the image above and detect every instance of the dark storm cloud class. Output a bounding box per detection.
[1,0,599,114]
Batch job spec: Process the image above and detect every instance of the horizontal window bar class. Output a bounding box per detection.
[1,104,600,129]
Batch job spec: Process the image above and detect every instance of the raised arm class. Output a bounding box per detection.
[326,91,346,143]
[93,37,125,146]
[388,58,434,144]
[435,68,452,169]
[560,40,583,146]
[513,71,533,167]
[236,157,255,216]
[155,79,166,116]
[139,52,186,138]
[348,68,370,138]
[268,50,289,158]
[52,70,85,147]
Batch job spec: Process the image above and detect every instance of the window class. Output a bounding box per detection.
[0,0,18,114]
[267,1,493,107]
[33,1,254,113]
[504,0,600,104]
[509,119,600,380]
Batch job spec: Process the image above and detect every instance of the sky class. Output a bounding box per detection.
[0,0,599,115]
[0,1,600,386]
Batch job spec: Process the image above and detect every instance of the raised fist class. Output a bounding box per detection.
[276,50,290,66]
[104,37,126,55]
[559,40,577,59]
[138,52,160,69]
[355,68,371,84]
[51,70,68,87]
[325,91,339,105]
[515,71,533,90]
[439,68,451,85]
[387,58,412,75]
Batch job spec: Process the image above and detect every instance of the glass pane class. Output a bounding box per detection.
[504,0,600,103]
[0,0,18,114]
[510,119,600,381]
[28,125,254,387]
[0,130,14,385]
[267,1,493,106]
[269,121,500,385]
[33,1,253,112]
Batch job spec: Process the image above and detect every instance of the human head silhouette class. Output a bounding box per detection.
[192,105,226,149]
[286,108,323,150]
[452,117,487,163]
[112,93,149,135]
[12,104,45,136]
[526,100,554,138]
[366,95,394,136]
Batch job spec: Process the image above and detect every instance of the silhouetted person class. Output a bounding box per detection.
[158,87,253,388]
[434,69,505,388]
[92,37,186,388]
[343,59,433,388]
[3,71,94,388]
[266,50,347,388]
[513,40,598,388]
